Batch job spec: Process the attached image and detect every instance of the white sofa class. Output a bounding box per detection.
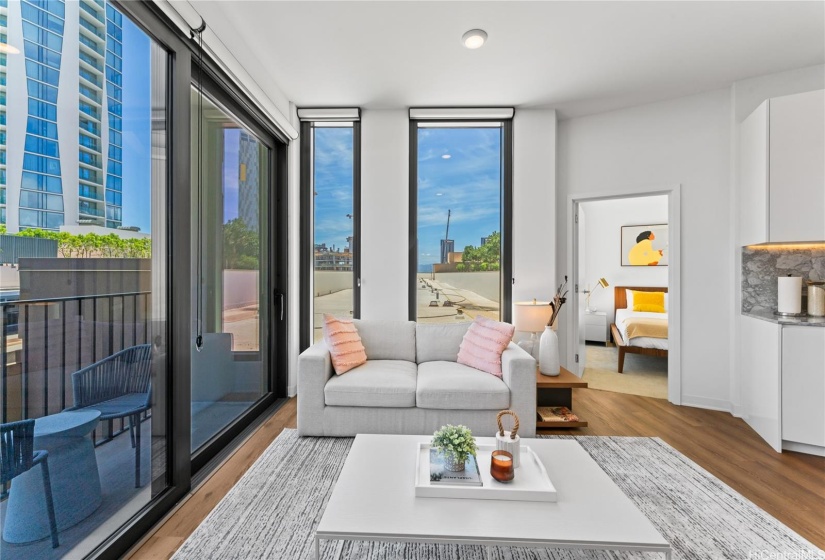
[297,320,537,437]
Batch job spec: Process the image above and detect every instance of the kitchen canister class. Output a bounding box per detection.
[808,281,825,317]
[777,276,803,314]
[495,410,521,468]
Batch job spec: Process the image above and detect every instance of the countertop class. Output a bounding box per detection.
[742,309,825,327]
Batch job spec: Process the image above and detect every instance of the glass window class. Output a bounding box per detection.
[105,66,121,85]
[109,129,121,145]
[78,150,99,166]
[26,116,58,138]
[79,67,101,86]
[107,160,122,175]
[79,133,99,150]
[23,40,62,69]
[28,98,57,120]
[79,101,100,119]
[413,123,509,323]
[19,189,63,211]
[109,145,122,160]
[26,79,58,103]
[22,171,62,193]
[24,0,66,19]
[78,167,100,182]
[24,134,60,157]
[107,175,121,191]
[105,190,122,206]
[22,21,62,51]
[308,124,357,342]
[80,84,100,103]
[79,50,103,70]
[23,153,60,175]
[25,59,59,85]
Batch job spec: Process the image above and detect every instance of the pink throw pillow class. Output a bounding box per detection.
[322,314,367,375]
[457,316,515,377]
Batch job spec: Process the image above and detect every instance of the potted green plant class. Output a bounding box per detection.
[431,424,478,472]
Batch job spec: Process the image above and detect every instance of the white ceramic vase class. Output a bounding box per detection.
[539,326,560,376]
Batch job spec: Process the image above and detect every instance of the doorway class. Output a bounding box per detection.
[569,187,681,405]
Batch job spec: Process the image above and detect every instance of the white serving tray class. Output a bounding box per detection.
[414,443,557,502]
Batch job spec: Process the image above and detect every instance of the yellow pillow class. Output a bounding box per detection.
[632,291,665,313]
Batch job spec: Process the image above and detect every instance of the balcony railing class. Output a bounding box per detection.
[1,291,151,424]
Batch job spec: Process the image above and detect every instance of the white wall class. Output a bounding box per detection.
[580,196,668,318]
[360,110,410,320]
[557,88,732,410]
[513,110,557,306]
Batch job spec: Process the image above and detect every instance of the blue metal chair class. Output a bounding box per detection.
[65,344,152,488]
[0,419,59,548]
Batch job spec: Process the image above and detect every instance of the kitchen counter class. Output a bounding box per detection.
[743,309,825,327]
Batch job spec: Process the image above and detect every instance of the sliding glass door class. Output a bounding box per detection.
[190,78,279,456]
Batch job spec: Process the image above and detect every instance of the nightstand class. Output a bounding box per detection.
[584,311,607,343]
[536,367,589,429]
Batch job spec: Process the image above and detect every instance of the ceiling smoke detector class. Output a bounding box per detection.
[462,29,487,49]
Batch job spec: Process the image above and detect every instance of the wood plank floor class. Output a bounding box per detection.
[128,390,825,559]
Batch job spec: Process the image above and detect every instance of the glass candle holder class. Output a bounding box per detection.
[490,450,514,482]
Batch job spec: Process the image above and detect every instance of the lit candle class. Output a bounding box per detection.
[490,450,514,482]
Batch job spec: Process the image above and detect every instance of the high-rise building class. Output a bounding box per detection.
[440,238,454,264]
[0,0,124,233]
[237,130,259,232]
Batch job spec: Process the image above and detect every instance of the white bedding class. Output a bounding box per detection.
[615,308,669,350]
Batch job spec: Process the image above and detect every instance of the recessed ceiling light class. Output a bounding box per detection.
[0,43,20,54]
[441,154,451,159]
[462,29,487,49]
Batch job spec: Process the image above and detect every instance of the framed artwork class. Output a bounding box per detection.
[621,224,668,266]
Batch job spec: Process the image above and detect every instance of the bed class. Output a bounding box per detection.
[609,286,668,373]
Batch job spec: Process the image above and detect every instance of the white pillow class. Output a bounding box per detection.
[625,289,668,312]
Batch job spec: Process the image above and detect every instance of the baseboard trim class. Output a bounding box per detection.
[288,384,297,397]
[680,395,732,413]
[783,440,825,457]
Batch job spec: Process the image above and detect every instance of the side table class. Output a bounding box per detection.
[536,367,589,429]
[3,410,102,543]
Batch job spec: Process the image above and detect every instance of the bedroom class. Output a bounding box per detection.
[576,195,670,399]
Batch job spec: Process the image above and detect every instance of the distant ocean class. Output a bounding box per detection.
[417,264,435,273]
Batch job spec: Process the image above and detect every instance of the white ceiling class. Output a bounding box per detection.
[191,1,825,119]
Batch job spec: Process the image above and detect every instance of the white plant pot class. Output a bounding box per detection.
[539,326,560,376]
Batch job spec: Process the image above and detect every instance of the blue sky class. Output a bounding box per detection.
[417,127,502,267]
[312,126,501,265]
[120,13,151,232]
[314,127,354,250]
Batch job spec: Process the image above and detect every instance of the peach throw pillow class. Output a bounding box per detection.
[457,316,515,377]
[322,314,367,375]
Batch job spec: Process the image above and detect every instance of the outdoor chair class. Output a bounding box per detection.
[0,419,59,548]
[66,344,152,488]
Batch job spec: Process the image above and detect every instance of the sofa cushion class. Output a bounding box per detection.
[457,316,515,377]
[353,320,416,362]
[415,322,471,364]
[323,314,367,375]
[324,360,417,408]
[416,361,510,410]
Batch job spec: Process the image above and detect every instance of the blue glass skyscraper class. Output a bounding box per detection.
[1,0,125,232]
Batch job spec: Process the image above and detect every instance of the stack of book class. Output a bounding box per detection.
[537,406,580,423]
[428,449,482,486]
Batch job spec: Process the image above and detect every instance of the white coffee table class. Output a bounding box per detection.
[315,434,671,559]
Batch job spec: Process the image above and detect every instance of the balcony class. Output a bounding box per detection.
[0,292,155,560]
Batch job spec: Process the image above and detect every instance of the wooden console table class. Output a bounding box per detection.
[536,367,589,429]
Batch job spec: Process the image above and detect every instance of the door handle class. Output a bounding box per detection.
[274,291,284,321]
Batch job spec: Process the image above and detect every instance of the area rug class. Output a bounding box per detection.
[172,430,822,560]
[583,344,667,399]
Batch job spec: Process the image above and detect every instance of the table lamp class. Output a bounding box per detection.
[513,300,554,361]
[585,278,609,313]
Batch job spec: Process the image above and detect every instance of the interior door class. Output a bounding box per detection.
[577,205,587,375]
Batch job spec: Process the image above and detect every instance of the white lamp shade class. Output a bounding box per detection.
[513,301,553,333]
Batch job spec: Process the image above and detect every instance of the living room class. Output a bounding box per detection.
[0,1,823,559]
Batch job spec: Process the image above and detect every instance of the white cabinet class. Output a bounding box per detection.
[739,316,782,452]
[782,327,825,450]
[584,312,607,343]
[738,89,825,245]
[769,91,825,242]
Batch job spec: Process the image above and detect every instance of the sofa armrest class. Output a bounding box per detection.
[501,342,537,437]
[297,341,333,436]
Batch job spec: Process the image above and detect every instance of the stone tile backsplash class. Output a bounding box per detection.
[742,246,825,312]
